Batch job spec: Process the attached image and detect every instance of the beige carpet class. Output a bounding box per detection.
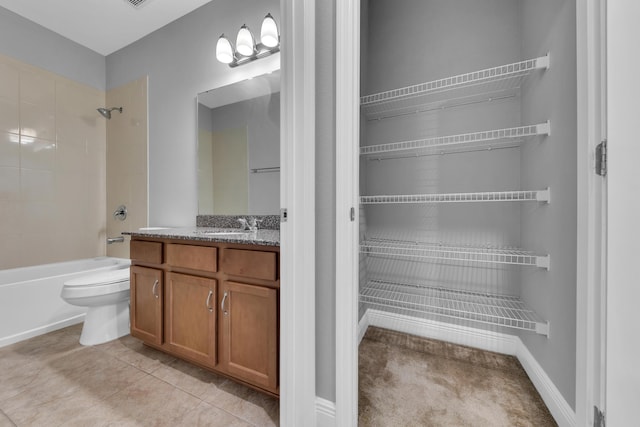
[359,327,557,427]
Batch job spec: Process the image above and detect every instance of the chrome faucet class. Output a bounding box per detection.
[238,217,262,232]
[248,217,262,231]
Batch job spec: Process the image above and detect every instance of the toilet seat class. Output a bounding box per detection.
[61,268,130,299]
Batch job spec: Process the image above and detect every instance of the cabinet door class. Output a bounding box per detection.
[130,266,163,346]
[165,272,217,367]
[220,281,278,391]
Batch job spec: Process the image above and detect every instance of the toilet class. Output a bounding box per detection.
[61,267,131,346]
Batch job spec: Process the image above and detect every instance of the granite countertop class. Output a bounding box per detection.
[123,227,280,247]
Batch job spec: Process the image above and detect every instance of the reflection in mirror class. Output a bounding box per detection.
[197,71,280,215]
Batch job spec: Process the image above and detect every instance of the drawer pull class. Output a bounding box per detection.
[206,290,214,312]
[152,280,159,299]
[221,291,228,315]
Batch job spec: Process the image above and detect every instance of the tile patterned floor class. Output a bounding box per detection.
[0,325,278,427]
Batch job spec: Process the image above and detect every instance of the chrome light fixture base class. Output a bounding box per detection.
[227,43,280,68]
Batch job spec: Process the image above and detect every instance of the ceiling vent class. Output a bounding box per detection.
[125,0,153,8]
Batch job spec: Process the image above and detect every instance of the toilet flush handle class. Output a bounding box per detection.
[152,280,159,299]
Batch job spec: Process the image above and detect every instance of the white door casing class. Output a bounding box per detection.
[280,0,317,425]
[335,0,360,425]
[605,0,640,424]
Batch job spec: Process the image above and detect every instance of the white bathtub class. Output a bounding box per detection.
[0,257,131,348]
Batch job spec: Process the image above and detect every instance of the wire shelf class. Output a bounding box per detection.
[361,55,550,120]
[360,237,550,269]
[360,279,549,335]
[360,122,550,157]
[360,189,550,205]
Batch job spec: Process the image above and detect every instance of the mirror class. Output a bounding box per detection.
[197,71,280,215]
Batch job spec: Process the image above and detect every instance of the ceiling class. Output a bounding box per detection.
[0,0,214,56]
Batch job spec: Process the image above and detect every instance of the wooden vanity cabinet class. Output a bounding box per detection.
[129,237,279,396]
[130,265,163,346]
[165,272,217,367]
[219,280,278,390]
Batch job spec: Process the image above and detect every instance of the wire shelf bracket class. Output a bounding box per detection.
[361,54,550,120]
[361,238,550,270]
[360,279,550,336]
[360,188,551,205]
[361,121,551,157]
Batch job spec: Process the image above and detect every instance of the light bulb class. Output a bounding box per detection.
[236,25,255,57]
[260,13,279,48]
[216,35,234,64]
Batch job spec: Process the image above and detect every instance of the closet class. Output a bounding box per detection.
[358,0,577,415]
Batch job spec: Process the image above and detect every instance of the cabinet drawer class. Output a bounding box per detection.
[166,244,217,272]
[221,249,277,281]
[131,240,163,265]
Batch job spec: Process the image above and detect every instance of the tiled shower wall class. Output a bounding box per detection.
[106,76,148,259]
[0,53,106,269]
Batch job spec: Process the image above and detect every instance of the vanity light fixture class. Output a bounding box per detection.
[216,13,280,68]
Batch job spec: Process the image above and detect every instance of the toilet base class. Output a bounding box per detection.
[79,301,130,346]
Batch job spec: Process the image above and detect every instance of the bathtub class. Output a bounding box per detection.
[0,257,131,348]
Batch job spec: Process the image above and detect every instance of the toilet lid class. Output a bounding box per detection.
[64,267,130,287]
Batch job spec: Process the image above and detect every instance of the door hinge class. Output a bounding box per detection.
[594,406,605,427]
[280,208,288,223]
[350,207,355,222]
[596,139,607,177]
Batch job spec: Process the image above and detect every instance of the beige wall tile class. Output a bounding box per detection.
[0,60,18,100]
[21,201,58,234]
[0,54,106,269]
[0,232,23,270]
[0,131,19,167]
[0,200,20,235]
[106,76,148,258]
[20,102,56,142]
[19,69,55,110]
[20,169,54,202]
[0,98,19,133]
[0,166,20,200]
[20,137,56,171]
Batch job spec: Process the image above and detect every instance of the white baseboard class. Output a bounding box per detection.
[366,308,519,355]
[360,309,576,427]
[316,397,336,427]
[357,310,370,345]
[516,342,576,427]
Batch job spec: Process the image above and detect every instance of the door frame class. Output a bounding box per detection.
[335,0,360,424]
[604,0,640,424]
[280,0,317,425]
[575,0,607,425]
[335,1,605,425]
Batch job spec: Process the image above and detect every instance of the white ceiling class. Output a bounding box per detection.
[0,0,214,56]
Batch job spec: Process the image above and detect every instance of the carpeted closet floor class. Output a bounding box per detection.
[359,327,557,427]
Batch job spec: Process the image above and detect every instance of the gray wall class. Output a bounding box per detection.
[0,6,105,90]
[520,0,577,409]
[106,0,280,227]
